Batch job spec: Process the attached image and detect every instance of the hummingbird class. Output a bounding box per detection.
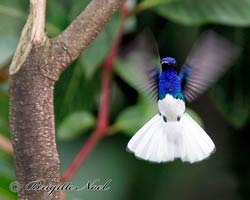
[127,31,240,163]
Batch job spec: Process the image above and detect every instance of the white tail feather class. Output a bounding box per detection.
[127,113,215,163]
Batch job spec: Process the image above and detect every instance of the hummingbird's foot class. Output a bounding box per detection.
[159,112,167,123]
[163,116,167,123]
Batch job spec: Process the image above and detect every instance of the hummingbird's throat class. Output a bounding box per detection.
[157,94,185,122]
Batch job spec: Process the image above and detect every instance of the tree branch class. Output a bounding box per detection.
[44,0,126,80]
[9,0,46,75]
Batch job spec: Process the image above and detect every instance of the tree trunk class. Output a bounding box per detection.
[8,0,125,199]
[10,45,61,199]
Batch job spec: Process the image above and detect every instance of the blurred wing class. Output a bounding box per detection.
[180,30,240,102]
[121,31,161,100]
[143,65,159,100]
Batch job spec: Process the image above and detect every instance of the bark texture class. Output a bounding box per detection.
[10,45,60,199]
[9,0,125,199]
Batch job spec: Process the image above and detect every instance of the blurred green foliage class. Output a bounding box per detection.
[0,0,250,200]
[154,0,250,26]
[57,111,95,140]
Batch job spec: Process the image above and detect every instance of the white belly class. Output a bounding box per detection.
[158,94,185,121]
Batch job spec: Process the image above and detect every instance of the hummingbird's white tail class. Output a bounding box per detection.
[127,113,215,163]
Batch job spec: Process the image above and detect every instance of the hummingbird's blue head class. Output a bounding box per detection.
[160,57,177,70]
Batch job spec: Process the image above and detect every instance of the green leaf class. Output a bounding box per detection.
[0,1,26,35]
[153,0,250,26]
[0,93,9,136]
[113,104,142,135]
[0,151,16,200]
[109,81,126,118]
[54,62,101,124]
[79,13,121,80]
[114,96,157,136]
[46,0,67,36]
[57,111,95,140]
[0,0,62,37]
[139,0,175,10]
[209,79,250,128]
[0,1,26,67]
[68,0,90,22]
[0,36,18,66]
[114,58,137,91]
[0,176,17,200]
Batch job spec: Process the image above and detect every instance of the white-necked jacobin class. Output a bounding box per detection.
[127,31,240,163]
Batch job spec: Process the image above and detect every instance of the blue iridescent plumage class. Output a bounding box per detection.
[158,57,184,100]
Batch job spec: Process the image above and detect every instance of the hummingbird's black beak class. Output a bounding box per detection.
[161,61,171,70]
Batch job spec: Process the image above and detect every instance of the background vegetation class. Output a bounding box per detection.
[0,0,249,199]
